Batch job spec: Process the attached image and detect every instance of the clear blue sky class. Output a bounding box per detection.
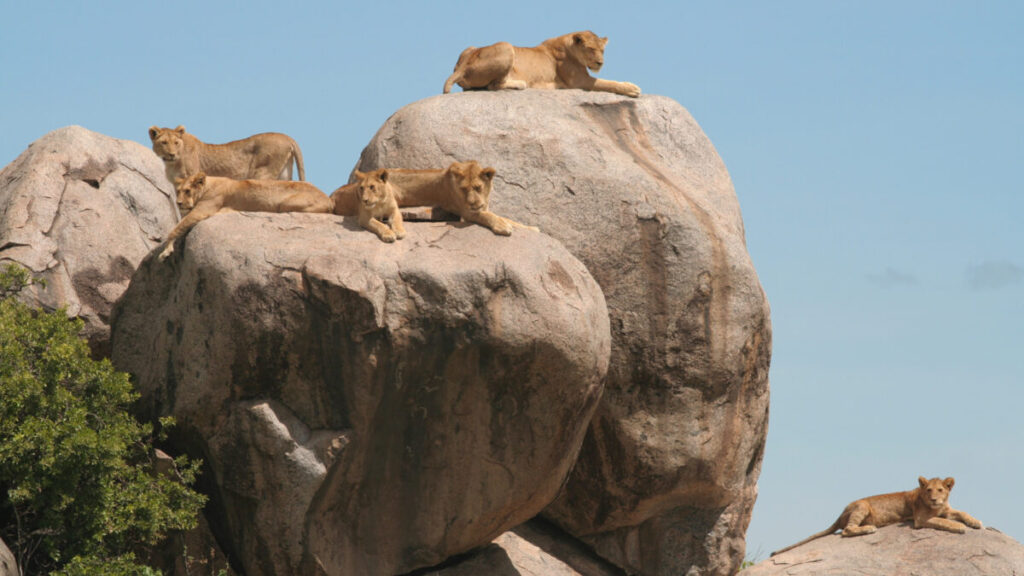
[3,0,1022,559]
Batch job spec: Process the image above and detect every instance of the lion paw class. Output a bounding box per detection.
[158,244,174,261]
[379,231,397,243]
[492,221,513,236]
[967,519,983,529]
[622,82,641,98]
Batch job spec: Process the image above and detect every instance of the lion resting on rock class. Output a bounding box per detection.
[159,172,331,261]
[442,30,640,98]
[771,476,983,557]
[332,161,536,239]
[149,125,306,184]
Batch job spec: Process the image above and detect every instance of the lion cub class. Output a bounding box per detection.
[333,161,537,238]
[148,125,306,184]
[771,476,983,557]
[443,30,640,98]
[352,169,406,243]
[159,172,332,261]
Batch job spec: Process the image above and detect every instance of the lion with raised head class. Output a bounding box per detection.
[443,30,640,98]
[148,125,306,185]
[771,476,983,557]
[159,172,331,261]
[352,169,406,243]
[332,161,537,237]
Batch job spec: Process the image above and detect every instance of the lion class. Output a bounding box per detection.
[332,161,537,237]
[442,30,640,98]
[771,476,983,557]
[148,125,306,185]
[158,171,332,261]
[352,169,406,243]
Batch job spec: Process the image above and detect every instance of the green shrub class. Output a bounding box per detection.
[0,263,205,574]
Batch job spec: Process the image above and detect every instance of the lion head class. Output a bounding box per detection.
[447,161,496,213]
[568,31,609,73]
[918,476,955,510]
[353,169,391,210]
[149,125,187,162]
[174,172,207,212]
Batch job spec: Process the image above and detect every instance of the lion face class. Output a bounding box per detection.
[570,31,609,73]
[918,476,954,509]
[174,172,207,212]
[149,125,186,162]
[354,170,390,209]
[448,162,496,213]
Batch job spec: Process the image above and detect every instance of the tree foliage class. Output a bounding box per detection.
[0,263,206,575]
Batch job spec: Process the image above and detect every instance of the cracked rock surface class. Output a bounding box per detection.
[0,125,177,357]
[742,524,1024,575]
[355,90,771,576]
[110,213,611,576]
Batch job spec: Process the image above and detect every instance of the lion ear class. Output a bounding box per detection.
[353,170,366,180]
[378,169,389,183]
[601,36,609,46]
[944,477,955,490]
[148,126,160,141]
[573,33,584,45]
[174,125,186,135]
[918,476,929,488]
[194,172,207,186]
[481,167,496,182]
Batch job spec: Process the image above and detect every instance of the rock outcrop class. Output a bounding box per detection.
[0,537,15,576]
[111,212,611,576]
[742,524,1024,576]
[354,90,772,576]
[0,126,177,357]
[421,519,625,576]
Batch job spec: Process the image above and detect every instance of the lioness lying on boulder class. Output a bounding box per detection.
[159,172,332,261]
[149,125,306,184]
[443,30,640,98]
[332,161,537,239]
[771,476,983,557]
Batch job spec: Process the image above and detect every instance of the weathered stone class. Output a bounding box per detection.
[0,126,177,357]
[353,90,772,576]
[0,536,16,576]
[111,212,610,576]
[741,524,1024,576]
[419,519,625,576]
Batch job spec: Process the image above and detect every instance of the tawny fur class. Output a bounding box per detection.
[771,476,983,557]
[332,161,538,237]
[148,125,306,184]
[442,31,640,98]
[159,172,331,261]
[352,169,406,243]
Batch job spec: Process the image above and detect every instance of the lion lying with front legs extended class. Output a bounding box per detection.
[332,161,537,240]
[149,125,306,184]
[158,172,331,261]
[771,476,983,557]
[443,30,640,98]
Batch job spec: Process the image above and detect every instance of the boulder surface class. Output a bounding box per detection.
[0,126,177,357]
[354,90,772,576]
[0,537,15,576]
[111,212,611,576]
[742,524,1024,576]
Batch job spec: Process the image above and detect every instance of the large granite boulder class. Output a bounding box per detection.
[0,126,177,357]
[353,90,772,576]
[742,525,1024,576]
[0,537,15,576]
[110,212,611,576]
[421,519,625,576]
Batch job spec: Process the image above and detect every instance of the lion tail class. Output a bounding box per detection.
[770,518,844,557]
[443,72,461,94]
[290,137,306,181]
[443,46,476,94]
